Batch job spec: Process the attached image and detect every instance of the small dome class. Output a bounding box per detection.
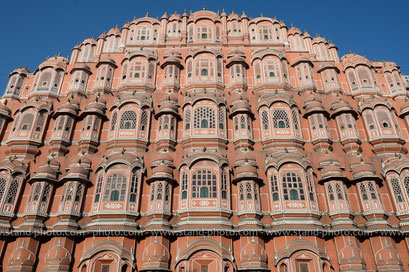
[68,165,88,176]
[287,27,302,35]
[98,32,106,40]
[56,99,80,116]
[38,56,69,71]
[97,57,116,67]
[82,38,97,45]
[235,152,256,164]
[303,94,326,116]
[236,165,257,175]
[399,98,409,116]
[303,31,312,38]
[231,100,251,114]
[70,63,91,74]
[0,101,11,117]
[321,165,343,179]
[107,27,121,36]
[169,12,181,21]
[152,165,173,175]
[159,101,178,114]
[319,152,339,166]
[154,152,173,163]
[312,37,327,44]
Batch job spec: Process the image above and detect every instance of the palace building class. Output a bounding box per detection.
[1,8,409,272]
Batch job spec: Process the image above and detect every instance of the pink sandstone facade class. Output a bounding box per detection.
[1,8,409,272]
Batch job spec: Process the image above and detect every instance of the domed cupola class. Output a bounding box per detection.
[79,96,107,153]
[155,94,180,152]
[230,93,255,150]
[0,100,11,139]
[234,151,262,222]
[49,98,80,155]
[145,153,175,224]
[303,94,328,117]
[62,155,91,183]
[330,96,356,117]
[318,152,344,181]
[303,94,332,152]
[31,156,60,183]
[399,97,409,117]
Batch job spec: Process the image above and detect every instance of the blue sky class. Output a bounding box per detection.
[1,0,408,92]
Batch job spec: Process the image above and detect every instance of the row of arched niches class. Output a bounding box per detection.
[1,9,409,272]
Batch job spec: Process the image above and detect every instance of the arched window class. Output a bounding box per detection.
[192,170,217,198]
[264,60,281,81]
[94,174,103,202]
[282,173,305,201]
[140,110,148,132]
[0,178,6,203]
[403,176,409,196]
[240,115,246,129]
[254,62,262,80]
[129,61,146,80]
[187,59,193,79]
[292,109,300,131]
[185,109,191,130]
[364,112,376,130]
[197,25,212,40]
[31,183,42,202]
[181,172,188,199]
[246,182,252,199]
[390,177,404,203]
[201,69,208,76]
[129,169,139,202]
[119,111,137,129]
[270,174,279,201]
[39,71,52,89]
[347,71,357,87]
[218,108,225,129]
[261,110,269,130]
[357,68,371,86]
[104,174,127,201]
[136,27,151,41]
[259,26,273,40]
[273,110,290,128]
[19,113,34,131]
[41,184,51,203]
[376,111,391,129]
[110,112,118,131]
[306,174,315,201]
[221,171,228,199]
[193,107,215,129]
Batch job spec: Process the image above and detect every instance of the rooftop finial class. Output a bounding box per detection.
[190,10,192,15]
[203,5,205,10]
[349,49,352,54]
[146,12,149,17]
[260,13,263,17]
[133,16,136,20]
[217,10,219,15]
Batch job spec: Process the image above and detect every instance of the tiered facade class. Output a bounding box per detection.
[1,8,409,272]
